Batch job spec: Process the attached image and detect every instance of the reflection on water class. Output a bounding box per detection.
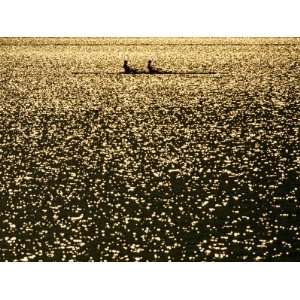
[0,38,299,261]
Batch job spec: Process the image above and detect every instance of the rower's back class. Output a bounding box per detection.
[147,60,155,74]
[123,60,130,74]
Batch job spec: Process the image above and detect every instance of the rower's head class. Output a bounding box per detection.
[148,60,152,65]
[123,60,128,66]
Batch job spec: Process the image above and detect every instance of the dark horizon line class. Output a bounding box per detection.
[1,42,300,47]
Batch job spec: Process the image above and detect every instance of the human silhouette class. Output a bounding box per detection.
[147,60,171,74]
[123,60,138,74]
[147,60,159,74]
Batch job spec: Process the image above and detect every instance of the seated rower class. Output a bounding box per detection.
[123,60,139,74]
[147,60,159,74]
[147,60,170,74]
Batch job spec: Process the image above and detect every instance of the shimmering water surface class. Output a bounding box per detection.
[0,38,299,261]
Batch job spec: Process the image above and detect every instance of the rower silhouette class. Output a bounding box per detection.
[147,60,159,74]
[147,60,171,74]
[123,60,139,74]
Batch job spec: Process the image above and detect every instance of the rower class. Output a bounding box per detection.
[123,60,138,74]
[147,60,157,74]
[123,60,130,73]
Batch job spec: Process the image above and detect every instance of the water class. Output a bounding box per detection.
[0,38,299,261]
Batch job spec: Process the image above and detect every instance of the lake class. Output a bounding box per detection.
[0,38,299,261]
